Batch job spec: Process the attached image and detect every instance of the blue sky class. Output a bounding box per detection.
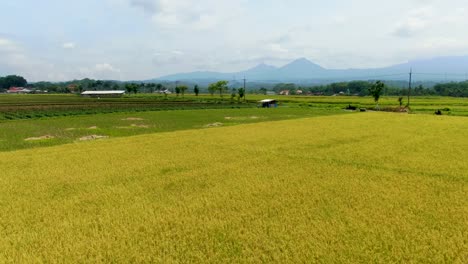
[1,0,468,81]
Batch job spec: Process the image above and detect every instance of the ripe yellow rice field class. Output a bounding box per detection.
[0,112,467,263]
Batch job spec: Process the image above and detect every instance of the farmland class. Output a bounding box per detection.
[1,94,466,152]
[0,94,467,262]
[0,107,346,152]
[1,94,467,121]
[0,94,255,121]
[0,112,466,262]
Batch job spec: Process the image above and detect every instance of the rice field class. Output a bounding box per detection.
[1,94,467,121]
[0,107,346,152]
[0,112,466,263]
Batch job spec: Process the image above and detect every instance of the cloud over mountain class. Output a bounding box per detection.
[2,0,468,81]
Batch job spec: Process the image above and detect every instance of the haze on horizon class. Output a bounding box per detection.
[1,0,468,82]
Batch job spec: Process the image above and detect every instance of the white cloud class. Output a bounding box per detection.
[0,38,25,59]
[269,44,289,53]
[63,42,76,49]
[130,0,157,13]
[130,0,245,30]
[171,50,184,55]
[95,63,120,72]
[77,63,122,80]
[3,0,468,81]
[393,6,434,38]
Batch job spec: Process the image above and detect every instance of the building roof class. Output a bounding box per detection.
[7,87,32,93]
[259,99,277,103]
[81,90,126,95]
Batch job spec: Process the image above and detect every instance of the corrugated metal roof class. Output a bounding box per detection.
[81,90,126,95]
[259,99,277,103]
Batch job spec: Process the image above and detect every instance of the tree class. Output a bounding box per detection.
[347,81,371,96]
[259,87,267,95]
[156,83,163,92]
[0,75,28,89]
[208,80,229,98]
[194,85,200,96]
[88,80,97,90]
[103,81,112,89]
[230,88,237,101]
[139,83,146,93]
[125,84,133,94]
[124,83,138,94]
[208,83,216,96]
[147,83,156,93]
[175,86,181,96]
[398,97,404,107]
[179,85,188,97]
[238,87,246,102]
[368,81,385,109]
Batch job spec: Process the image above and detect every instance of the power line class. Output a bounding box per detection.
[413,72,468,77]
[331,73,408,81]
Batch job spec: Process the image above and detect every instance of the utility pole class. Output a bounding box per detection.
[243,77,247,102]
[407,68,412,108]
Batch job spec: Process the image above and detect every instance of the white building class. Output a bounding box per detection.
[81,90,126,98]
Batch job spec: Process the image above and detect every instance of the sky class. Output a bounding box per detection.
[1,0,468,82]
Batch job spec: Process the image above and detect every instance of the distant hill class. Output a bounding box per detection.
[154,56,468,82]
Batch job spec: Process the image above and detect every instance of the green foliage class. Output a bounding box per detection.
[124,83,139,94]
[208,84,217,96]
[156,83,164,92]
[230,88,237,101]
[179,85,188,97]
[208,80,229,98]
[398,97,404,107]
[175,86,181,96]
[0,75,28,89]
[194,85,200,96]
[238,88,246,101]
[368,81,385,106]
[434,81,468,97]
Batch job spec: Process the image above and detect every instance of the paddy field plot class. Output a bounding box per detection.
[0,107,345,152]
[0,113,466,263]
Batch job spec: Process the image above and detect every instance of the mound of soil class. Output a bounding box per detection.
[205,122,223,128]
[131,124,149,128]
[79,135,108,141]
[25,135,55,141]
[122,117,145,121]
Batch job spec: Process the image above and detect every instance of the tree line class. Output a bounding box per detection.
[267,81,467,97]
[1,74,466,97]
[0,75,28,90]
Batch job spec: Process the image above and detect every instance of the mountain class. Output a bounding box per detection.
[154,56,468,82]
[243,63,278,74]
[278,58,325,77]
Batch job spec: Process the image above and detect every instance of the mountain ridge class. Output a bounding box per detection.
[154,56,468,82]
